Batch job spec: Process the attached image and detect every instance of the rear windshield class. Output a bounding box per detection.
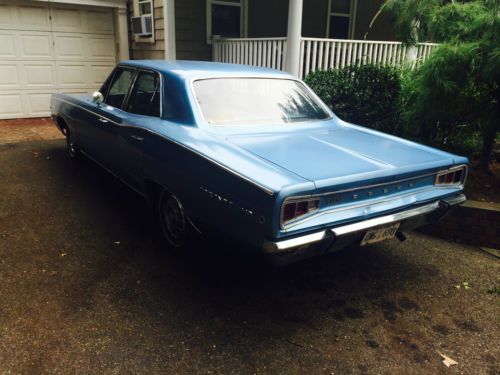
[193,78,331,126]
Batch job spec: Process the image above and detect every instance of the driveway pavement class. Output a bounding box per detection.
[0,128,499,374]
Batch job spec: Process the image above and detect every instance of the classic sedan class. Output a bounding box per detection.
[50,60,467,265]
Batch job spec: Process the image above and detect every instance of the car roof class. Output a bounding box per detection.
[118,60,295,81]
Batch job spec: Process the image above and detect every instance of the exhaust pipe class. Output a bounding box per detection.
[396,231,407,242]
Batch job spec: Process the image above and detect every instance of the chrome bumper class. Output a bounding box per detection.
[263,194,465,254]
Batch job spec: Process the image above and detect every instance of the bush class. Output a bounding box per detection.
[305,62,486,159]
[305,64,402,134]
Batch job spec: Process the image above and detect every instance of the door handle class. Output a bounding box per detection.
[98,118,109,123]
[130,134,144,142]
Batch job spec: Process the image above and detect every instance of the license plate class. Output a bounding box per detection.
[361,222,400,246]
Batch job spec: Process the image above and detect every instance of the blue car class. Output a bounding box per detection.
[50,60,467,265]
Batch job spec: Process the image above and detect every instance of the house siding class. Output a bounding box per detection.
[175,0,211,60]
[247,0,329,38]
[247,0,287,37]
[247,0,394,40]
[302,0,330,38]
[128,0,165,60]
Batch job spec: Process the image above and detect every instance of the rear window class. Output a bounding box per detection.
[193,78,331,126]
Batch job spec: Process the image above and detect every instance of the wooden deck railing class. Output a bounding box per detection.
[213,37,439,78]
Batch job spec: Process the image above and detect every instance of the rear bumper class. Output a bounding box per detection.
[263,194,465,265]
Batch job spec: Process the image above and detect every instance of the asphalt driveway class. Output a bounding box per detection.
[0,134,499,374]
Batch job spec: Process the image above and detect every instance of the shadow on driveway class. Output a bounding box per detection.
[0,140,498,374]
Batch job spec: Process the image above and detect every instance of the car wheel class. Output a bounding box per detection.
[158,190,188,248]
[65,128,80,159]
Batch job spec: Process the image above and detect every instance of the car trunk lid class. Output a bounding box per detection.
[227,126,455,191]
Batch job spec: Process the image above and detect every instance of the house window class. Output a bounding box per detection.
[138,0,152,16]
[207,0,246,43]
[132,0,155,42]
[327,0,357,39]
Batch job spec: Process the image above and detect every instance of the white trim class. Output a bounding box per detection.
[29,0,127,9]
[206,0,247,44]
[163,0,176,59]
[325,0,357,39]
[115,7,130,61]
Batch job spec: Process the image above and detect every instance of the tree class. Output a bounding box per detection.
[380,0,499,170]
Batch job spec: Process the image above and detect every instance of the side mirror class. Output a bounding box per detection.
[92,91,104,105]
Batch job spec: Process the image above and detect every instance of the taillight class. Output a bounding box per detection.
[435,167,466,186]
[282,198,320,224]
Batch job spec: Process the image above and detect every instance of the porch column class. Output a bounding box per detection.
[163,0,176,60]
[115,7,129,61]
[284,0,303,77]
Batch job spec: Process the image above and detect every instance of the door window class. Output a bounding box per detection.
[207,0,243,42]
[126,71,161,117]
[105,68,135,108]
[328,0,354,39]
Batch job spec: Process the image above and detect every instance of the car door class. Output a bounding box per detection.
[78,67,136,170]
[111,69,163,189]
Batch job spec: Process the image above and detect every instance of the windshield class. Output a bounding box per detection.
[193,78,331,126]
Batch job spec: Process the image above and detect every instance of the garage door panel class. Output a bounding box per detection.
[20,32,53,60]
[54,34,85,60]
[0,64,20,88]
[17,4,50,31]
[0,93,23,117]
[89,64,114,87]
[0,33,16,58]
[56,63,87,87]
[0,1,118,118]
[27,92,52,115]
[51,6,84,32]
[0,3,15,28]
[23,63,56,88]
[88,36,116,60]
[87,9,114,34]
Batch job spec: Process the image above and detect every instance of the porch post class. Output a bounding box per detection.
[163,0,177,60]
[115,7,129,61]
[285,0,303,77]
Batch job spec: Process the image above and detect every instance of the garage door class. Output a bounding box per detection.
[0,0,117,119]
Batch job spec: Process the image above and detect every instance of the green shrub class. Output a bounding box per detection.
[305,64,402,134]
[381,0,500,168]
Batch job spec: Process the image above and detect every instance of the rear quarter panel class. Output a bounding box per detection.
[141,127,278,249]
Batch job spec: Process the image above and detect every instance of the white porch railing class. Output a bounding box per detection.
[213,37,439,78]
[212,37,287,70]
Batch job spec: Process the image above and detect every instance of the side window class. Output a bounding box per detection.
[126,71,161,117]
[105,68,135,109]
[99,69,116,98]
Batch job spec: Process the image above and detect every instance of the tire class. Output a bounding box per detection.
[158,190,189,248]
[65,128,80,160]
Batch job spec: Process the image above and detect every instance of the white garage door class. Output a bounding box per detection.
[0,0,117,119]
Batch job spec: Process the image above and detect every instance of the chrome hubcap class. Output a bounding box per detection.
[160,193,186,247]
